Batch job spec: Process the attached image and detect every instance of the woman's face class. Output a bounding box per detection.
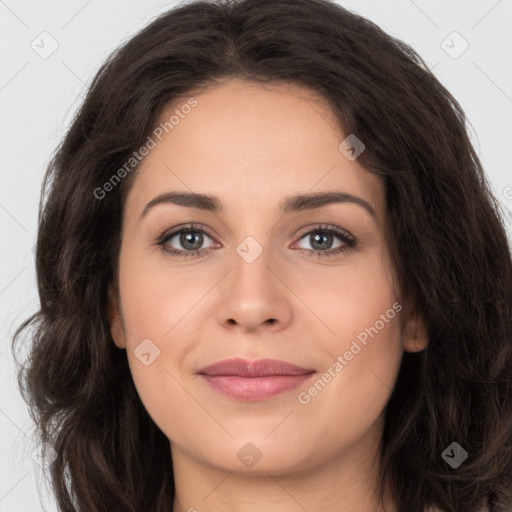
[109,78,426,477]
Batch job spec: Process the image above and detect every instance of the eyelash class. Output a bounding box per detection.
[155,223,357,258]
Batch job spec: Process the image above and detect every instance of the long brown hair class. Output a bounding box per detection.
[12,0,512,510]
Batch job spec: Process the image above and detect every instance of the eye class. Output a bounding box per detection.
[156,223,357,258]
[292,224,356,257]
[156,223,217,258]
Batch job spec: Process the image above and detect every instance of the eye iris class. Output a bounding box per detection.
[181,231,203,250]
[311,232,332,250]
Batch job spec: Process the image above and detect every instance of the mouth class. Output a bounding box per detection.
[197,357,316,401]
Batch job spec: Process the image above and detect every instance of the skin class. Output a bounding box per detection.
[109,78,428,512]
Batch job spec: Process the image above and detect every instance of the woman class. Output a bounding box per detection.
[12,0,512,510]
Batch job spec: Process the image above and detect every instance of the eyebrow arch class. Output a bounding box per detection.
[140,191,376,220]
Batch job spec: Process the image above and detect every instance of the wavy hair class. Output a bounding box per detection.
[12,0,512,510]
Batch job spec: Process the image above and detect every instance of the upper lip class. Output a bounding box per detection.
[198,358,315,377]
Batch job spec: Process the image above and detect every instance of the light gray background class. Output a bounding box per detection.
[1,0,511,510]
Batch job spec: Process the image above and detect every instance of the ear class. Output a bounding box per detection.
[401,300,428,353]
[108,284,127,350]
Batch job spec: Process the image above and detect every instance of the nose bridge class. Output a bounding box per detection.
[216,229,291,331]
[235,232,267,266]
[225,203,292,289]
[225,201,276,269]
[231,231,276,290]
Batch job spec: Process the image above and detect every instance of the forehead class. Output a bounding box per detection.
[124,79,385,220]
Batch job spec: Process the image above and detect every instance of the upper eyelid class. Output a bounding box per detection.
[159,224,216,242]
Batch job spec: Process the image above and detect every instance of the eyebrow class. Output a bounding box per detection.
[140,190,376,220]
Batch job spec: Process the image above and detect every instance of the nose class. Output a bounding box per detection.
[217,244,292,333]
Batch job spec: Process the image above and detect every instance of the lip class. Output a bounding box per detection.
[197,358,316,401]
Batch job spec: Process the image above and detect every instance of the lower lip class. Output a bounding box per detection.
[200,373,315,401]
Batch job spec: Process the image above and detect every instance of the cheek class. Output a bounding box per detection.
[303,243,400,353]
[117,243,203,341]
[292,311,404,463]
[296,248,403,426]
[117,249,222,431]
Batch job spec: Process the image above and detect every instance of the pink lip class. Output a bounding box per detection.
[197,358,316,401]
